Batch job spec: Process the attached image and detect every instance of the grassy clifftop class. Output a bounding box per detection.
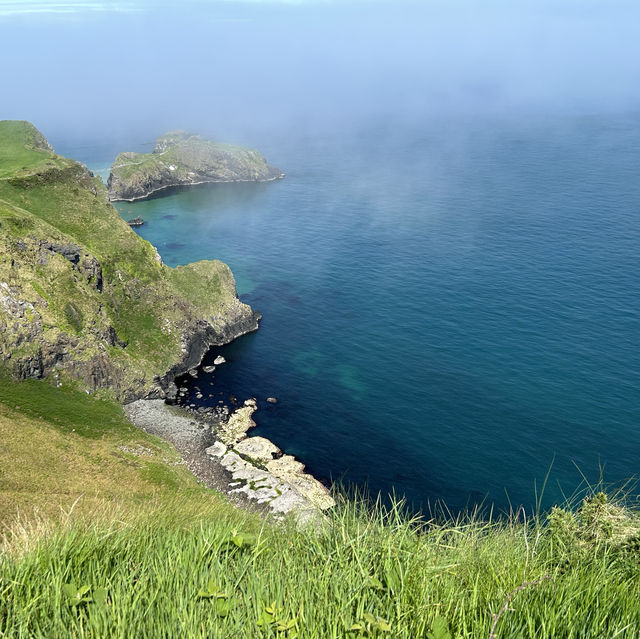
[107,130,284,202]
[0,120,258,399]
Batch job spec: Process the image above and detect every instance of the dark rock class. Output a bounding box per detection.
[165,382,178,403]
[41,241,103,291]
[127,216,144,227]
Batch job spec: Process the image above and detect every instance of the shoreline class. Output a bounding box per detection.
[109,173,285,203]
[125,395,334,523]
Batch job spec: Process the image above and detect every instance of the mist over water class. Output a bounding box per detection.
[106,112,640,514]
[4,1,640,139]
[3,1,640,512]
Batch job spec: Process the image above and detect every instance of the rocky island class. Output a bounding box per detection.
[107,131,284,202]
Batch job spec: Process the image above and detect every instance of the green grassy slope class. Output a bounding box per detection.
[0,373,238,525]
[2,484,640,637]
[0,120,254,399]
[0,120,60,178]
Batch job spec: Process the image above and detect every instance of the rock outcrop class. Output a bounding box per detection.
[207,399,335,518]
[107,131,284,202]
[125,398,334,522]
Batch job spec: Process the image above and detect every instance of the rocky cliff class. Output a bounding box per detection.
[107,131,284,202]
[0,121,259,400]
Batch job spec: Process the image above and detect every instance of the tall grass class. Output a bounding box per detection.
[2,491,640,638]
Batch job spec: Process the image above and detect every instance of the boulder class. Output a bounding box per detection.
[234,437,281,463]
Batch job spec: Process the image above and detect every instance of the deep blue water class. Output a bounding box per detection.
[68,113,640,514]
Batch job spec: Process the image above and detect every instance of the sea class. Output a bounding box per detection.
[58,112,640,515]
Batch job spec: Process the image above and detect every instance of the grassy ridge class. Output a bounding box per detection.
[0,120,61,178]
[2,491,640,637]
[0,373,234,525]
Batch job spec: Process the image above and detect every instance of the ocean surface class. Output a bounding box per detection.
[61,112,640,514]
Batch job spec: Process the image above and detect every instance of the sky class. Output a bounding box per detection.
[2,0,640,146]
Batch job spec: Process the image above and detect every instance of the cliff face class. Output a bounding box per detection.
[107,131,284,202]
[0,121,259,400]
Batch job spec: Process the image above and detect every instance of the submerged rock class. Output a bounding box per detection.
[266,397,278,404]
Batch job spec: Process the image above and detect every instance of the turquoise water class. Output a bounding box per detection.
[79,113,640,513]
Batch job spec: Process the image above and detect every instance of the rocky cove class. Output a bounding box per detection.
[126,359,335,522]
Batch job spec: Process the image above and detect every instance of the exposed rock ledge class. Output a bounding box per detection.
[124,398,334,523]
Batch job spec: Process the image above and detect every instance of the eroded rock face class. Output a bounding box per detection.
[217,398,258,445]
[40,242,103,291]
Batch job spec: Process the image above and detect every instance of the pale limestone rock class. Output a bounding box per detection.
[233,436,281,463]
[217,398,257,444]
[266,456,335,510]
[204,441,227,458]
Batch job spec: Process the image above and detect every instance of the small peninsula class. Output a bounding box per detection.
[0,120,259,401]
[107,131,284,202]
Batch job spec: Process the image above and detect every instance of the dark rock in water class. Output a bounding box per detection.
[127,216,144,227]
[213,356,226,365]
[266,397,278,404]
[202,365,215,373]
